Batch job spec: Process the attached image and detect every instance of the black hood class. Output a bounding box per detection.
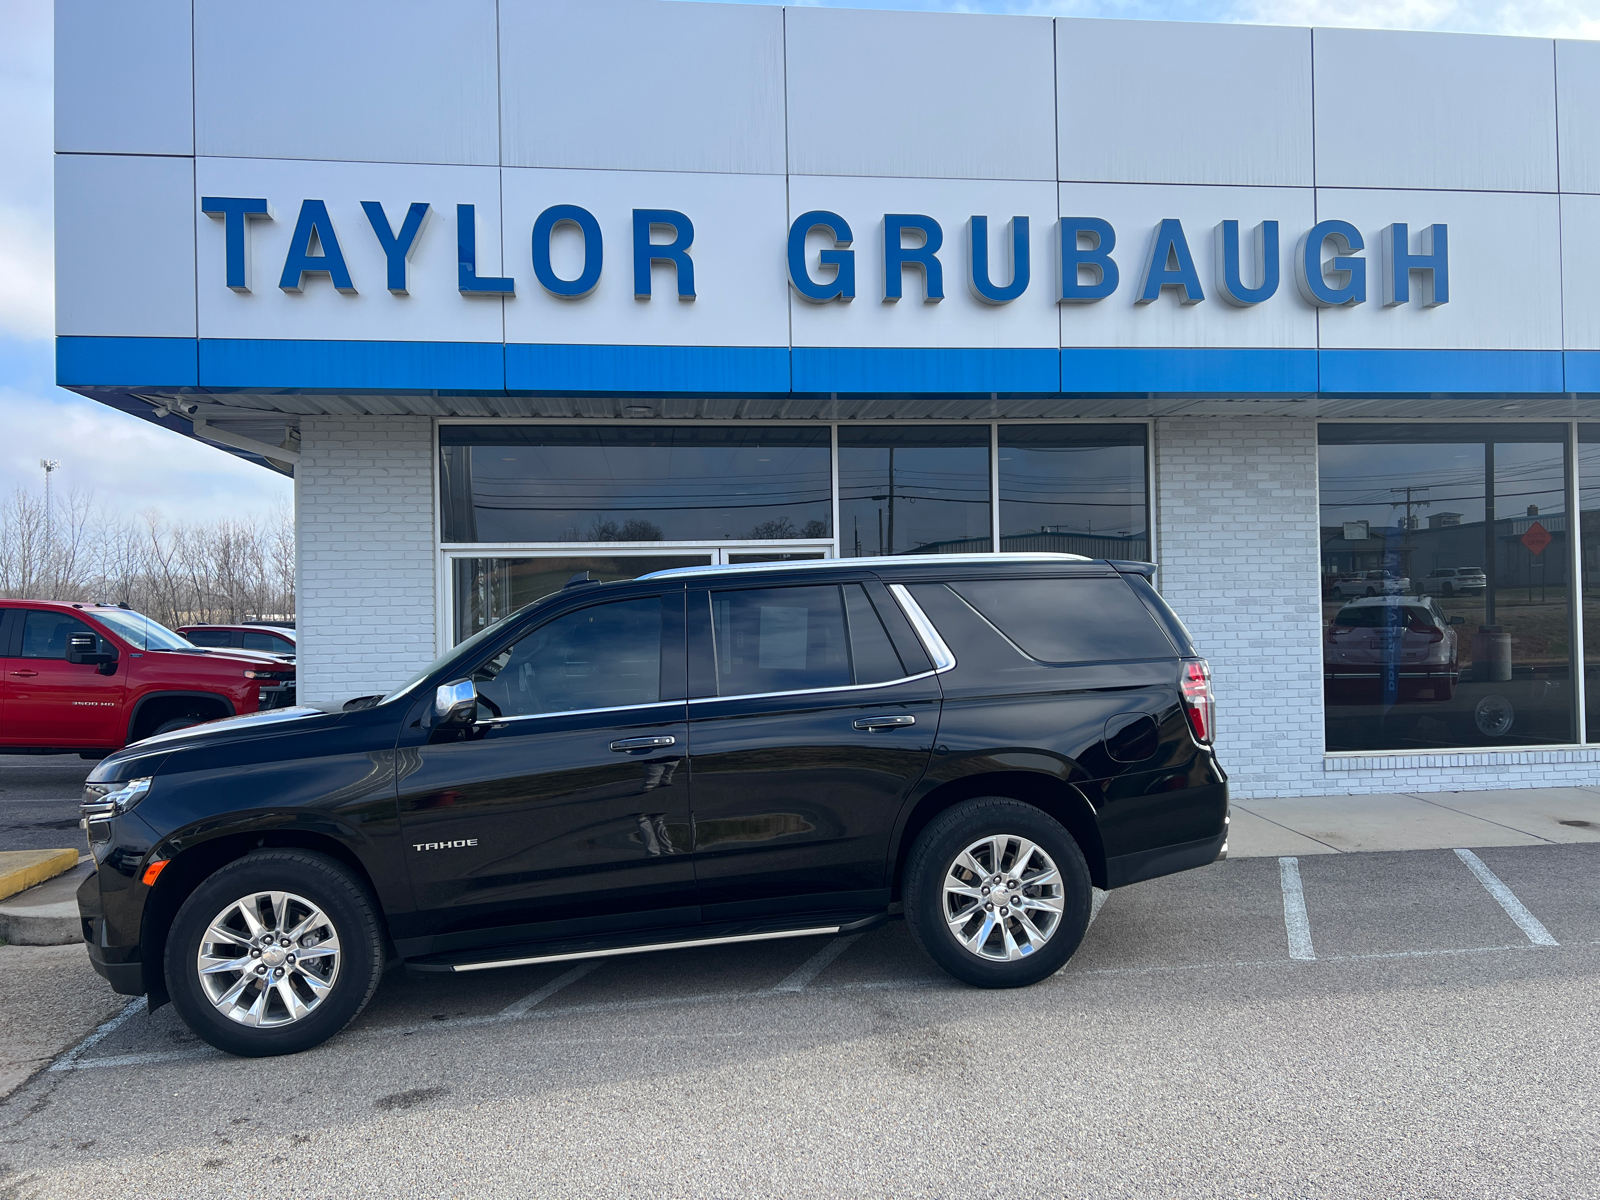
[87,706,344,783]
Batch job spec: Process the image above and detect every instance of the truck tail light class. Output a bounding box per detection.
[1180,658,1214,745]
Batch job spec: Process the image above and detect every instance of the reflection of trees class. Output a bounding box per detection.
[746,517,829,540]
[587,517,664,542]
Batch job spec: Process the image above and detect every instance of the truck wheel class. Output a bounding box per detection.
[904,797,1092,989]
[1443,583,1454,597]
[165,850,384,1057]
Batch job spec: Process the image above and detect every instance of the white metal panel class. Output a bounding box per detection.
[1315,188,1562,350]
[194,0,499,166]
[1057,20,1313,187]
[1312,28,1558,192]
[785,8,1056,182]
[501,168,789,348]
[1055,183,1317,349]
[499,0,785,175]
[195,159,506,343]
[787,176,1060,349]
[56,155,195,338]
[1561,193,1600,349]
[55,0,193,155]
[1557,40,1600,195]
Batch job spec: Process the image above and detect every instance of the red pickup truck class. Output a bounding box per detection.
[0,600,296,758]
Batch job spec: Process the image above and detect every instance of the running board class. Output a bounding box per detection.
[407,911,888,975]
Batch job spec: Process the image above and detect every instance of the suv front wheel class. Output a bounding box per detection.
[165,850,384,1057]
[904,797,1092,989]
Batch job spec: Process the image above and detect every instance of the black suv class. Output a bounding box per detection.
[77,554,1226,1057]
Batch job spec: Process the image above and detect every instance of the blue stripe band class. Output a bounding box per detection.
[54,337,1593,397]
[1061,348,1316,395]
[506,344,789,394]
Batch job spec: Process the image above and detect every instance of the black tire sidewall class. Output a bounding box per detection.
[151,717,201,736]
[165,850,383,1057]
[904,797,1092,989]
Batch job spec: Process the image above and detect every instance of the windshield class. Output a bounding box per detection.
[380,612,522,703]
[88,608,195,651]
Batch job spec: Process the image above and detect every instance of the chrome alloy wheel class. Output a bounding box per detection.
[942,835,1064,961]
[196,890,342,1027]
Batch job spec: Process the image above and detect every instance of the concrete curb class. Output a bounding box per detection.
[0,849,78,903]
[0,861,91,947]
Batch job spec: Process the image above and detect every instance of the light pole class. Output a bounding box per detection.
[40,459,59,546]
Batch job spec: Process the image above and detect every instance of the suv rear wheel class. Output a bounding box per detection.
[165,850,384,1057]
[904,797,1092,989]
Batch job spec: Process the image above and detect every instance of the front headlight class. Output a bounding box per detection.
[80,776,153,818]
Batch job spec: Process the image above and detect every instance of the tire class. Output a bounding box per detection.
[903,797,1093,989]
[1443,583,1454,597]
[151,717,202,737]
[165,850,384,1057]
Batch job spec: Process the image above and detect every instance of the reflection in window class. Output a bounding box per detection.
[453,555,710,643]
[838,427,991,556]
[998,425,1147,560]
[440,426,831,544]
[1578,426,1600,741]
[710,585,851,694]
[474,597,662,717]
[1319,424,1573,751]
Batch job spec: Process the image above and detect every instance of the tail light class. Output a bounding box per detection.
[1180,658,1214,745]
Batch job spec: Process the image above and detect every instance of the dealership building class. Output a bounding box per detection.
[51,0,1600,798]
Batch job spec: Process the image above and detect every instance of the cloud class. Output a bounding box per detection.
[0,0,52,344]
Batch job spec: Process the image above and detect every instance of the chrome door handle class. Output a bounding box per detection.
[610,735,677,752]
[853,715,915,731]
[8,670,37,678]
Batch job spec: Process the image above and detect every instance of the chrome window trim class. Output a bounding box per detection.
[474,699,684,727]
[687,668,942,707]
[638,551,1092,582]
[887,584,956,672]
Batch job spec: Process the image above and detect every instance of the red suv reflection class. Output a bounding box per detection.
[1324,596,1462,703]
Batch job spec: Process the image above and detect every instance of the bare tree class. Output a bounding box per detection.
[0,483,296,625]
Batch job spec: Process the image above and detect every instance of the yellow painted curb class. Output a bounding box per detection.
[0,849,80,904]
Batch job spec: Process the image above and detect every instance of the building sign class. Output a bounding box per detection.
[200,197,1449,313]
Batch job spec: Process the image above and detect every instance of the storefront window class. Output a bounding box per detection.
[998,425,1148,560]
[1577,426,1600,742]
[452,554,711,642]
[1319,424,1574,751]
[839,427,991,556]
[440,426,832,543]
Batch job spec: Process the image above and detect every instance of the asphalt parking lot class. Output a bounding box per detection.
[0,755,94,853]
[2,832,1597,1199]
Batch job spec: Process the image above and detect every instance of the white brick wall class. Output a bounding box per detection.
[1156,416,1600,799]
[296,417,436,706]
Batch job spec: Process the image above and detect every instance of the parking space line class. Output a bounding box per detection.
[498,962,601,1018]
[47,996,146,1073]
[1278,857,1316,961]
[1453,848,1560,946]
[772,934,862,993]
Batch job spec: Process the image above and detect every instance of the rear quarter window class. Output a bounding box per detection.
[947,577,1176,664]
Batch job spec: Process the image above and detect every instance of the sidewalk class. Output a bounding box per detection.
[1230,786,1600,856]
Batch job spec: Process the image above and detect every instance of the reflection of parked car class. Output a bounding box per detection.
[178,623,296,659]
[1324,596,1462,702]
[1327,570,1411,599]
[1416,567,1487,597]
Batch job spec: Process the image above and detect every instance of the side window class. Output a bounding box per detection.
[242,631,289,652]
[186,630,234,648]
[843,584,906,684]
[20,611,100,660]
[947,577,1176,664]
[473,596,662,718]
[710,585,851,696]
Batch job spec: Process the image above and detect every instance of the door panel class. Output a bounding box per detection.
[686,582,940,921]
[3,610,125,746]
[397,591,694,952]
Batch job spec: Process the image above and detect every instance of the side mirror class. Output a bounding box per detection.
[1449,616,1465,626]
[66,632,116,667]
[433,678,478,726]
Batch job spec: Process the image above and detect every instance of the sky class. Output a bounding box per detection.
[2,0,1598,524]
